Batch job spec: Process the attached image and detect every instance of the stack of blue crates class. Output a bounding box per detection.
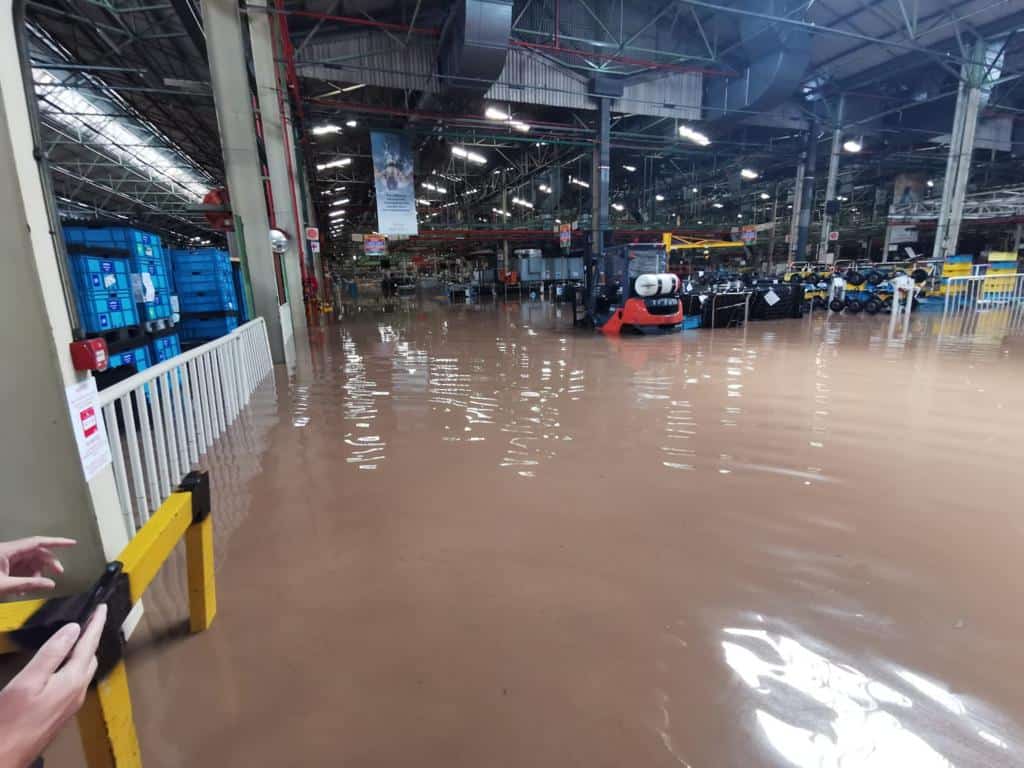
[171,248,239,343]
[107,345,151,375]
[65,252,139,333]
[64,227,174,329]
[149,330,182,363]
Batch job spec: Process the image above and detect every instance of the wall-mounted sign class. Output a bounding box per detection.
[305,226,319,242]
[364,233,387,257]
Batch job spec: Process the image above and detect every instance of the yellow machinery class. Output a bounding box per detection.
[0,471,216,767]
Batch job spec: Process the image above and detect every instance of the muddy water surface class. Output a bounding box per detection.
[50,299,1024,767]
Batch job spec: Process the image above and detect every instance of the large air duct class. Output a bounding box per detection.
[438,0,512,94]
[705,0,811,121]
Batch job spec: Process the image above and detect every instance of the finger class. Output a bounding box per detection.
[0,575,56,595]
[15,623,81,684]
[7,537,76,556]
[65,604,107,676]
[33,549,65,576]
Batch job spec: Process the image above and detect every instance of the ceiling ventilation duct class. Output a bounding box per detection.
[704,0,811,121]
[438,0,512,94]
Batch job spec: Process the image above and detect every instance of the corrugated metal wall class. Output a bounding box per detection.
[298,33,441,93]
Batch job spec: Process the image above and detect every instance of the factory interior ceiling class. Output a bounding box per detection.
[18,0,1024,252]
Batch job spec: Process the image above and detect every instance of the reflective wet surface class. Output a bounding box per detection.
[49,298,1024,766]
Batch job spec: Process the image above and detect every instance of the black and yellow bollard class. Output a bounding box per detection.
[0,471,217,767]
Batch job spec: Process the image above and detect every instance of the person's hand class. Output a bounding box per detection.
[0,538,76,597]
[0,605,107,768]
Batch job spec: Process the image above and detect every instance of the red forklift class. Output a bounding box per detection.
[578,243,683,334]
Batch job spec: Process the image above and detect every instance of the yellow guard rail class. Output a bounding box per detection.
[0,470,216,767]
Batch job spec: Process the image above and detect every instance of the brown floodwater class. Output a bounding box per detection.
[48,297,1024,767]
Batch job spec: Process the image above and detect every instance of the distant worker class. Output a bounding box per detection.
[0,537,107,768]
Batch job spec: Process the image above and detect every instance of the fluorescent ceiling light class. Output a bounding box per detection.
[312,124,342,135]
[330,198,350,206]
[451,146,487,164]
[345,120,357,128]
[737,214,743,219]
[316,158,351,170]
[538,184,551,193]
[622,165,637,173]
[611,203,625,212]
[569,176,590,189]
[510,120,530,133]
[511,197,534,209]
[697,220,703,224]
[485,106,510,121]
[492,207,511,217]
[926,180,935,188]
[843,138,862,153]
[691,187,698,193]
[740,168,759,180]
[655,194,665,202]
[329,210,345,218]
[416,198,431,205]
[760,192,770,200]
[341,83,366,92]
[554,218,562,224]
[678,124,711,146]
[712,202,724,209]
[421,182,447,193]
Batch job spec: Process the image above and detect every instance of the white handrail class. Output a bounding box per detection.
[98,318,274,537]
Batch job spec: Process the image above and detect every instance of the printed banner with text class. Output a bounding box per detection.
[371,132,418,236]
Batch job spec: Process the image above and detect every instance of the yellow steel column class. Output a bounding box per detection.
[76,661,142,768]
[185,515,217,633]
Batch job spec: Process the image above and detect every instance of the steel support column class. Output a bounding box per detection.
[250,0,307,338]
[794,121,818,261]
[588,96,610,315]
[818,95,844,262]
[932,38,986,261]
[202,0,287,363]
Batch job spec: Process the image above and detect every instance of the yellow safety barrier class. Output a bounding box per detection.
[0,471,216,767]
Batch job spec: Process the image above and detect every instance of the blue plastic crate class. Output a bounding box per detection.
[75,289,139,334]
[149,332,181,363]
[178,287,237,313]
[68,253,134,294]
[170,248,231,275]
[65,227,165,262]
[107,344,150,374]
[179,314,238,342]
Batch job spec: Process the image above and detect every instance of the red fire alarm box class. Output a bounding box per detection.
[69,338,109,372]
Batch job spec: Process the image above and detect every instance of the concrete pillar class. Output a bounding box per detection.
[249,0,307,338]
[203,0,287,363]
[0,7,126,588]
[787,154,806,260]
[818,95,845,262]
[932,38,986,261]
[795,120,818,261]
[588,97,610,314]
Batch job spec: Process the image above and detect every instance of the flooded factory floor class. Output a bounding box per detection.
[50,299,1024,766]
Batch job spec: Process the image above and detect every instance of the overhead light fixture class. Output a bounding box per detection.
[345,120,357,128]
[836,195,849,202]
[485,106,510,121]
[843,138,863,153]
[759,192,770,200]
[421,182,447,193]
[569,176,590,189]
[492,207,511,217]
[697,220,703,224]
[622,164,637,173]
[316,158,352,170]
[328,210,345,218]
[312,124,342,135]
[554,218,562,224]
[691,187,698,193]
[737,214,743,219]
[712,202,724,209]
[678,124,711,146]
[511,197,534,209]
[451,146,487,164]
[655,194,665,202]
[740,168,759,180]
[416,198,432,205]
[611,203,625,212]
[341,83,366,92]
[927,180,935,188]
[510,120,530,133]
[538,184,551,193]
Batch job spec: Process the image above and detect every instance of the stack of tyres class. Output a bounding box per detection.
[171,248,239,343]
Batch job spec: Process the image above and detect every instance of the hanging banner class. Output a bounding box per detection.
[364,234,387,257]
[559,224,571,250]
[370,132,418,236]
